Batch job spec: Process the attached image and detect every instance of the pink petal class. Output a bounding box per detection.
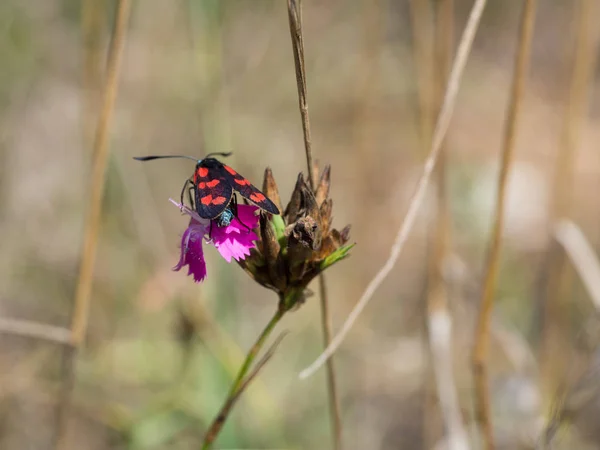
[214,232,258,262]
[173,223,208,283]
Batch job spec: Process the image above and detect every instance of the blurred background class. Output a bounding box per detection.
[1,0,600,448]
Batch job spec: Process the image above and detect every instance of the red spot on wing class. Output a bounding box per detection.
[250,193,266,202]
[198,167,209,177]
[234,178,250,186]
[224,165,237,175]
[212,196,227,205]
[201,194,212,205]
[206,179,220,188]
[198,182,206,189]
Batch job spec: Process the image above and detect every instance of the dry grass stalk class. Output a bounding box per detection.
[539,0,597,407]
[81,0,105,147]
[471,1,537,449]
[300,0,489,381]
[408,0,438,443]
[540,220,600,446]
[426,1,469,448]
[287,0,314,190]
[53,1,132,448]
[410,0,435,153]
[287,1,342,448]
[0,318,71,345]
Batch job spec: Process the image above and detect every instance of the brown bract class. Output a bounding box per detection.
[237,165,353,311]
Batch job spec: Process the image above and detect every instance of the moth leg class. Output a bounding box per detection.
[187,186,195,210]
[232,194,238,215]
[179,178,191,211]
[231,195,251,231]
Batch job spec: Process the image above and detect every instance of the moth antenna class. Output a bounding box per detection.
[205,152,233,159]
[133,155,199,162]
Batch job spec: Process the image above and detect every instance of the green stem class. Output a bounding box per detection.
[227,308,284,396]
[201,304,286,449]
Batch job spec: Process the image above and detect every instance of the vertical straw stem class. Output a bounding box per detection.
[81,0,104,147]
[71,0,132,351]
[427,1,470,449]
[540,0,596,402]
[287,0,315,190]
[53,1,132,448]
[471,1,537,449]
[410,0,435,153]
[318,274,342,449]
[287,1,342,448]
[409,0,437,445]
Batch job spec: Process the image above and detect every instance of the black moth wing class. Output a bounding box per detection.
[193,160,233,219]
[218,163,280,215]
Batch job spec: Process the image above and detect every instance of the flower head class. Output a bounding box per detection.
[169,199,259,282]
[237,165,354,311]
[210,205,260,263]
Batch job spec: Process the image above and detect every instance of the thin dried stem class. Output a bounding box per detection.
[410,0,435,154]
[426,1,469,448]
[81,0,105,146]
[409,0,450,445]
[287,0,314,190]
[540,0,597,402]
[317,275,342,448]
[553,0,595,222]
[429,311,470,450]
[0,318,72,345]
[471,1,537,449]
[53,1,132,448]
[201,307,285,449]
[287,1,342,447]
[71,0,131,354]
[545,223,600,443]
[300,0,488,381]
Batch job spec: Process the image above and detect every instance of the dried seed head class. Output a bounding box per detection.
[303,189,321,224]
[260,213,286,291]
[290,216,321,251]
[262,167,283,213]
[311,159,320,189]
[237,165,353,311]
[285,173,305,224]
[260,212,281,259]
[287,216,320,280]
[315,165,331,206]
[340,225,351,243]
[319,199,333,234]
[237,255,276,291]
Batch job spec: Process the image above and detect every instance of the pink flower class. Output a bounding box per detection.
[169,199,259,282]
[172,220,208,283]
[211,205,260,262]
